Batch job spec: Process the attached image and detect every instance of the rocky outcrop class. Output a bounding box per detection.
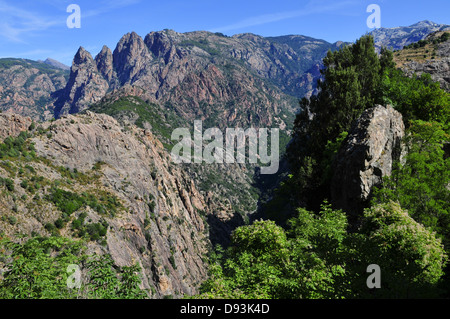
[331,105,405,217]
[404,58,450,91]
[0,112,32,140]
[54,47,109,116]
[402,34,450,91]
[0,111,214,298]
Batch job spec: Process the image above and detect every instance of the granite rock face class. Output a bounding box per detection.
[54,47,109,116]
[95,45,116,84]
[0,111,212,298]
[331,105,405,217]
[53,30,341,122]
[113,32,154,86]
[402,34,450,91]
[0,112,32,140]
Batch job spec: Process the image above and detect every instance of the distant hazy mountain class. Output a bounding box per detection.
[370,20,450,51]
[42,58,70,71]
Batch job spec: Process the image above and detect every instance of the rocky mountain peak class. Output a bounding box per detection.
[73,46,95,68]
[144,31,177,60]
[114,32,149,57]
[410,20,439,28]
[53,47,108,116]
[96,45,113,60]
[113,32,152,85]
[95,45,115,83]
[370,20,450,51]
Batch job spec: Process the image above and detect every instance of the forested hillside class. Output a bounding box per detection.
[197,35,450,299]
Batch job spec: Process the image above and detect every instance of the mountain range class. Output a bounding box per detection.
[1,20,448,126]
[370,20,450,51]
[37,58,70,71]
[0,20,449,298]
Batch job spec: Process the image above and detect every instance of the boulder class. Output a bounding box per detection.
[331,105,405,217]
[0,112,32,140]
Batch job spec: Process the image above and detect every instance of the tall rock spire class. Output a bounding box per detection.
[113,32,153,85]
[95,45,116,84]
[54,47,109,117]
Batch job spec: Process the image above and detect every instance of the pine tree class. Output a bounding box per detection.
[288,35,390,208]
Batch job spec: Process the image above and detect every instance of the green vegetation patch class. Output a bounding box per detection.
[403,32,450,50]
[0,235,147,299]
[179,39,221,56]
[197,202,447,299]
[71,212,109,242]
[46,187,122,218]
[0,131,37,161]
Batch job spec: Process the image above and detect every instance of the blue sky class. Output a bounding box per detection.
[0,0,449,66]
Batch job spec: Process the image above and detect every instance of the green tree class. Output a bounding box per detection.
[0,236,147,299]
[381,70,450,127]
[286,202,350,298]
[199,220,292,299]
[198,203,350,299]
[373,121,450,246]
[0,236,85,299]
[288,35,392,208]
[347,202,448,298]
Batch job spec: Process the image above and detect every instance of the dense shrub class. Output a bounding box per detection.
[0,236,147,299]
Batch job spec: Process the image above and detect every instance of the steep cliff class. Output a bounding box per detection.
[331,105,405,217]
[0,111,216,298]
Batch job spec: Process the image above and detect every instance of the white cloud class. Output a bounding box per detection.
[84,0,141,18]
[0,0,62,42]
[0,0,141,42]
[210,0,358,33]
